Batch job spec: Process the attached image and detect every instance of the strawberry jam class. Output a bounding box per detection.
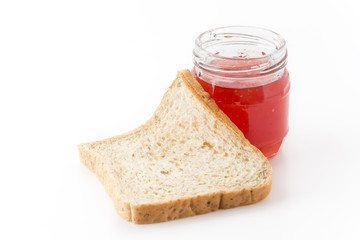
[193,26,290,158]
[193,69,290,157]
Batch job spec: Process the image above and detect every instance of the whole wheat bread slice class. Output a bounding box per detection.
[78,69,272,224]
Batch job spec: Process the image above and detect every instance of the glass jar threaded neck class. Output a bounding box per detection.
[193,26,288,86]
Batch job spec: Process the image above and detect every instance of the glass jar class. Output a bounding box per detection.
[192,26,290,158]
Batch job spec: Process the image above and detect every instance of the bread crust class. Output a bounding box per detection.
[79,144,132,220]
[78,69,272,224]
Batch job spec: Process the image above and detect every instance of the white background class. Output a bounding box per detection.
[1,0,359,239]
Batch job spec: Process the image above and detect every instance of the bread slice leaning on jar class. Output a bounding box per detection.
[78,69,272,224]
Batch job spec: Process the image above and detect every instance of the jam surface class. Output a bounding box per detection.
[194,70,290,158]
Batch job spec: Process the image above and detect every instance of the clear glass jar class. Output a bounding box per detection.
[192,26,290,158]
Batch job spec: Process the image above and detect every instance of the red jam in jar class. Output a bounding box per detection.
[192,26,290,158]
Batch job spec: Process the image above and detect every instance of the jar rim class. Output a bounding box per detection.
[195,25,286,60]
[193,26,287,77]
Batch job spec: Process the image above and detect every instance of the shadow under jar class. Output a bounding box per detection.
[192,26,290,158]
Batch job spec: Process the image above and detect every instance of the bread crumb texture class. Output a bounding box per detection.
[79,70,272,224]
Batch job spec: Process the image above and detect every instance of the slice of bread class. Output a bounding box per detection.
[78,69,272,224]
